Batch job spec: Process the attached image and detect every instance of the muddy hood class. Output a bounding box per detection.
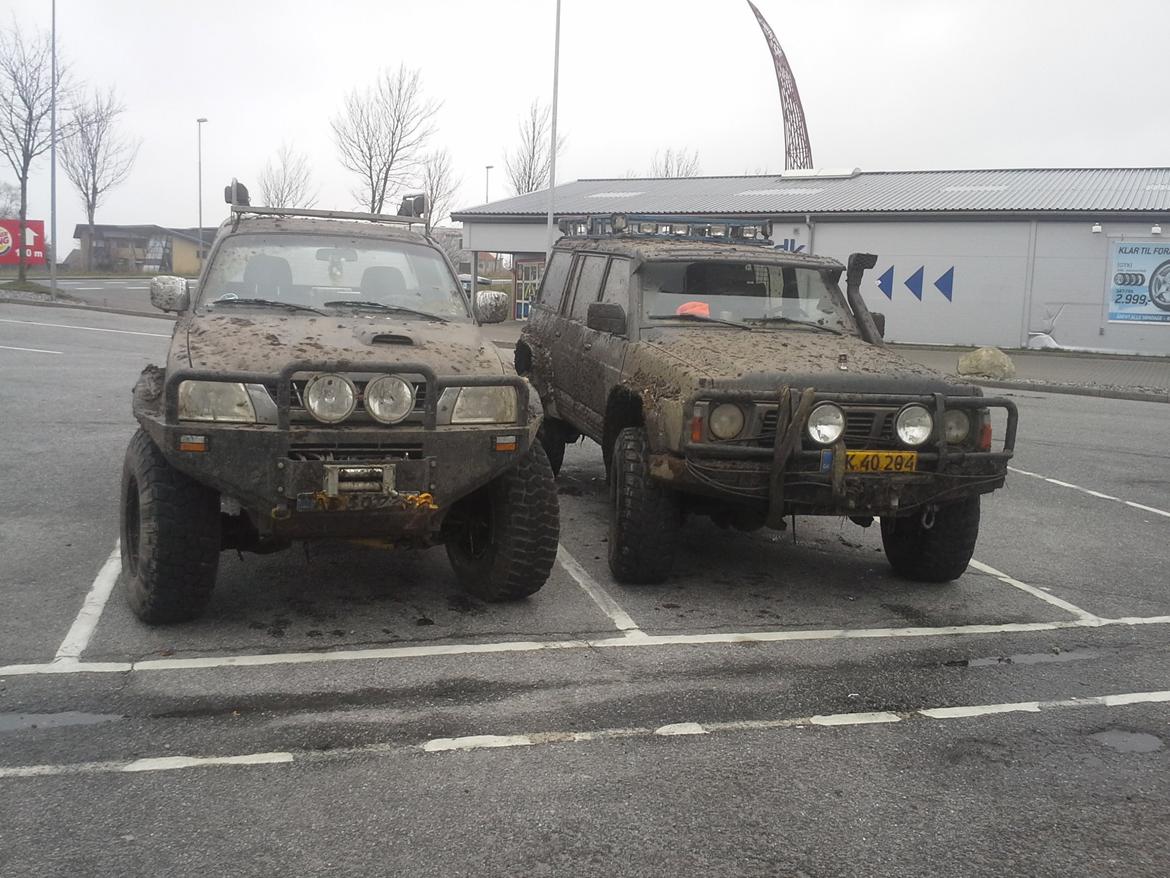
[174,313,508,377]
[639,327,977,395]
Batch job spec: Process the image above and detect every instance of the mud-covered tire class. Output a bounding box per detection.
[608,427,680,584]
[445,442,560,601]
[538,418,567,477]
[121,429,221,624]
[880,497,981,583]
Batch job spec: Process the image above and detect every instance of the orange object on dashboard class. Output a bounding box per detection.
[676,301,710,317]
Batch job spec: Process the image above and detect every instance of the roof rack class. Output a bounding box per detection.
[229,204,426,228]
[560,213,774,246]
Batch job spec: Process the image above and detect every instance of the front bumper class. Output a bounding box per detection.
[656,388,1017,522]
[138,361,539,538]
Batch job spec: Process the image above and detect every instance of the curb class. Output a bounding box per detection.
[0,296,176,322]
[974,378,1169,405]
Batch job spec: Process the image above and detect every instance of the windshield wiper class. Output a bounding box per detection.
[647,312,752,330]
[208,298,325,316]
[748,316,845,335]
[322,300,449,323]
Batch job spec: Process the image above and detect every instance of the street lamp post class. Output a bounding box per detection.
[545,0,562,257]
[485,165,493,203]
[196,117,207,272]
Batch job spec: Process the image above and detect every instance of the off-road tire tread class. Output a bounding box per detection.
[609,427,680,584]
[122,429,221,623]
[447,442,560,601]
[880,497,981,583]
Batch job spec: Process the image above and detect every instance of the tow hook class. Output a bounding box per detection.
[921,505,937,530]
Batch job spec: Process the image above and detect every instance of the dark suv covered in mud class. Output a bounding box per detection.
[516,216,1016,585]
[122,198,558,624]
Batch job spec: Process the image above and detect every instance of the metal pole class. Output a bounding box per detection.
[196,118,207,273]
[49,0,57,300]
[545,0,561,257]
[485,165,493,203]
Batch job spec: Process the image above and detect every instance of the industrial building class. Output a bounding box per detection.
[452,167,1170,355]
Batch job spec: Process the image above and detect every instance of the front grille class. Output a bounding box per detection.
[265,376,428,425]
[758,406,900,449]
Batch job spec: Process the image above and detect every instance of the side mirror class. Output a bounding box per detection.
[870,311,886,339]
[475,290,509,324]
[586,302,627,334]
[398,193,427,218]
[150,276,190,313]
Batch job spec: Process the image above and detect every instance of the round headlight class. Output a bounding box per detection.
[806,403,845,445]
[303,374,356,424]
[364,375,415,424]
[895,404,933,446]
[942,409,970,444]
[708,403,745,440]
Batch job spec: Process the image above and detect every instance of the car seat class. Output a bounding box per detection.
[360,266,408,301]
[242,255,293,299]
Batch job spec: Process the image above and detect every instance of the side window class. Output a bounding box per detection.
[600,257,630,306]
[569,255,609,321]
[536,250,572,311]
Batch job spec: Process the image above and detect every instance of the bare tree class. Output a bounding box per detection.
[258,143,316,209]
[650,147,701,178]
[0,24,68,280]
[0,181,17,216]
[419,148,460,234]
[61,88,139,271]
[505,99,565,195]
[332,65,439,214]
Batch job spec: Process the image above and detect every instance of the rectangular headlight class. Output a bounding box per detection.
[441,386,518,424]
[177,381,257,423]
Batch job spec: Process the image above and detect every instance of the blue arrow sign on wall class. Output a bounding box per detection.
[934,267,955,301]
[876,266,894,299]
[904,266,924,300]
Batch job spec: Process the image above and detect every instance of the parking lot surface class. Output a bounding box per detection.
[1,301,1167,876]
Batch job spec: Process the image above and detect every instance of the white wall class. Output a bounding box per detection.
[813,220,1031,348]
[1030,222,1168,354]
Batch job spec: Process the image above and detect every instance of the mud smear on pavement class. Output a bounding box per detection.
[943,648,1105,668]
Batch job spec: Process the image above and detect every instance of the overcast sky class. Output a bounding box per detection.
[3,0,1167,255]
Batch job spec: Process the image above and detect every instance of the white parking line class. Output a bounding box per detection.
[1010,466,1170,519]
[968,559,1101,622]
[53,544,121,664]
[8,615,1170,679]
[3,689,1167,780]
[0,344,62,354]
[0,317,170,338]
[557,545,643,635]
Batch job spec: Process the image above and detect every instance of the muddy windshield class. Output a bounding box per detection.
[640,260,856,333]
[197,233,470,321]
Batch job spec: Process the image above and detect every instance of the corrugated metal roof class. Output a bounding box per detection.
[452,168,1170,220]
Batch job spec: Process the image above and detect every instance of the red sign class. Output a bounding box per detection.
[0,219,47,266]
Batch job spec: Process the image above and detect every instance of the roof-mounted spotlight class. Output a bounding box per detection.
[1152,223,1163,235]
[611,213,628,232]
[1091,222,1102,234]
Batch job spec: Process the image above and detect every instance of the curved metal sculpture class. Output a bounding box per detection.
[746,0,814,170]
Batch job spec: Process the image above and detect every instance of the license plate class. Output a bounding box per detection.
[845,451,917,473]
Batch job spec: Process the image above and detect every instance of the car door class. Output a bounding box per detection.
[576,256,631,428]
[551,252,609,437]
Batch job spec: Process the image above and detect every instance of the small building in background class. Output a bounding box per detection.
[71,225,219,275]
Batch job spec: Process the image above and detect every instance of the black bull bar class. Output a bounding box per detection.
[680,387,1018,527]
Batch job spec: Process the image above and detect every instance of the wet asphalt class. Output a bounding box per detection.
[0,301,1168,877]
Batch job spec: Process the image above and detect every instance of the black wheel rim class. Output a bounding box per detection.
[124,476,141,576]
